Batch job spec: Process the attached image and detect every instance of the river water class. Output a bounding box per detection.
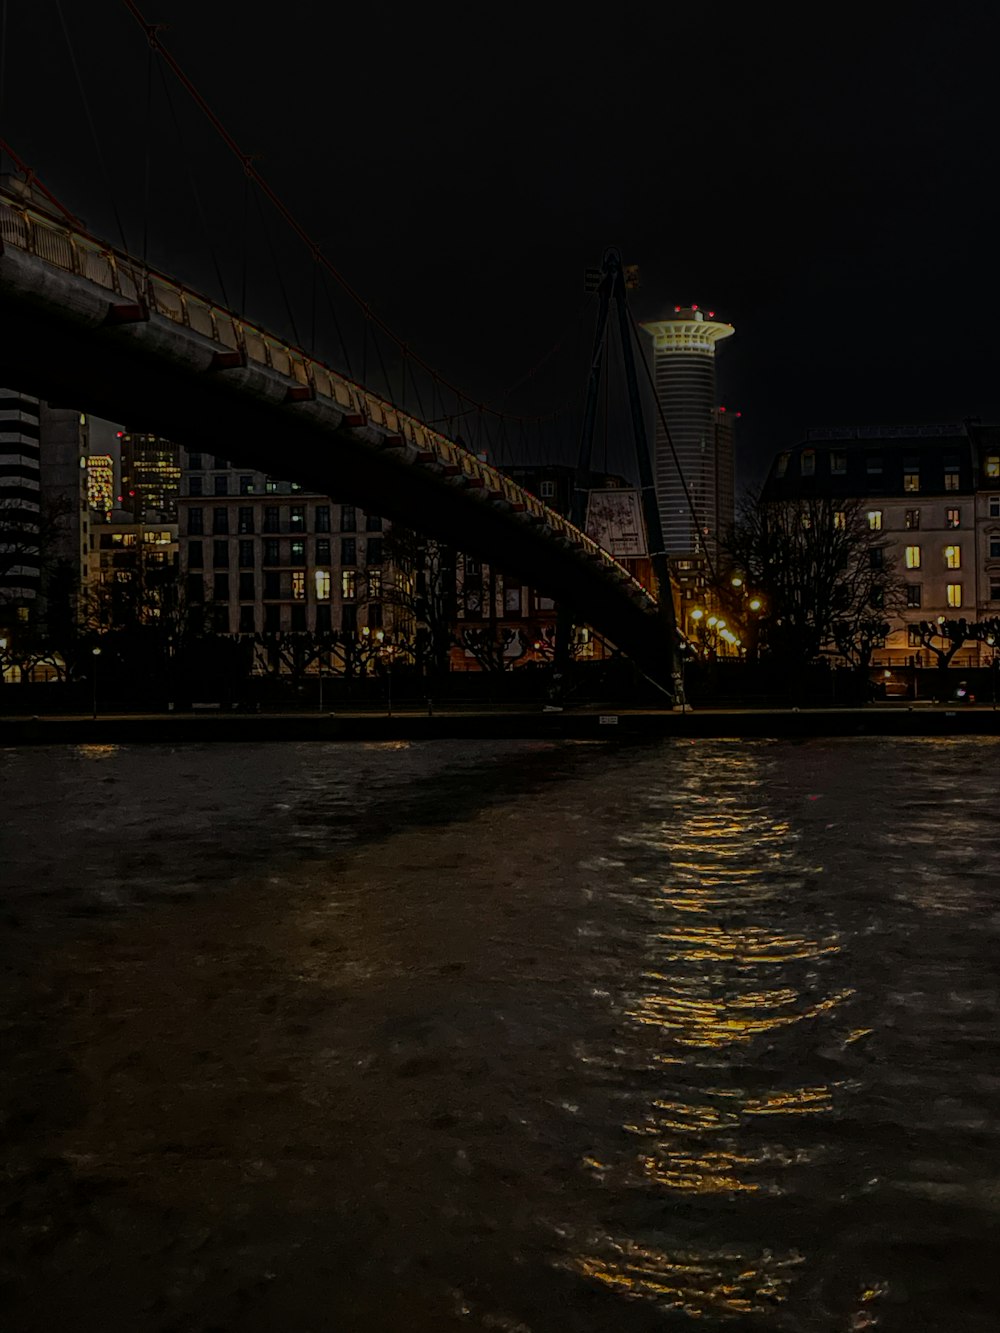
[2,737,999,1332]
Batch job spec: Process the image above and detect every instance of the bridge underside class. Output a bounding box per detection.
[0,256,672,683]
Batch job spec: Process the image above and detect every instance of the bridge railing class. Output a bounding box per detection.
[0,191,653,606]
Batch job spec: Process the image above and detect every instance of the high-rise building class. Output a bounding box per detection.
[641,307,735,563]
[119,431,181,519]
[86,455,114,520]
[0,388,42,614]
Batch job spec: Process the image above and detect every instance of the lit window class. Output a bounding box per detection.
[906,585,921,608]
[291,571,305,600]
[368,569,382,598]
[903,471,919,492]
[987,455,1000,478]
[342,570,356,600]
[239,475,254,495]
[867,510,882,531]
[945,507,961,529]
[907,625,923,646]
[944,545,961,569]
[800,449,815,477]
[833,510,846,529]
[904,509,920,529]
[830,452,847,475]
[314,570,330,599]
[947,583,962,608]
[905,545,921,569]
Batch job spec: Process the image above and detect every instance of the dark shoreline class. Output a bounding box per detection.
[3,705,1000,745]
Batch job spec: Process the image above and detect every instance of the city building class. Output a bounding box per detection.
[640,306,736,566]
[764,422,1000,668]
[176,451,399,658]
[119,431,181,520]
[86,454,114,520]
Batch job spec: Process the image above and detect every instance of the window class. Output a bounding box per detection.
[944,545,961,569]
[869,589,884,609]
[188,540,203,569]
[342,570,356,600]
[263,571,281,599]
[290,505,306,530]
[213,456,228,470]
[906,585,922,608]
[365,513,382,532]
[945,507,961,529]
[263,505,279,533]
[265,478,279,494]
[833,510,846,530]
[340,504,356,532]
[239,475,254,495]
[239,605,255,633]
[290,539,306,565]
[263,538,280,566]
[990,497,1000,518]
[186,573,204,604]
[213,540,229,568]
[869,547,884,569]
[264,604,281,632]
[540,479,556,498]
[341,604,358,632]
[867,510,882,531]
[315,505,330,532]
[907,625,923,646]
[903,471,919,493]
[944,459,960,490]
[368,569,382,598]
[990,537,1000,559]
[800,449,815,477]
[237,506,254,534]
[212,507,228,535]
[866,454,882,475]
[505,587,522,613]
[776,453,789,477]
[905,509,920,530]
[238,540,254,569]
[830,452,847,475]
[368,602,383,629]
[187,452,202,470]
[238,572,255,600]
[290,604,306,631]
[214,475,228,496]
[341,538,357,565]
[315,604,331,633]
[905,545,921,569]
[364,537,382,565]
[947,583,962,608]
[188,511,204,538]
[987,455,1000,479]
[316,538,331,564]
[291,571,305,600]
[991,580,1000,600]
[315,570,331,599]
[465,559,481,576]
[188,476,203,496]
[213,573,229,602]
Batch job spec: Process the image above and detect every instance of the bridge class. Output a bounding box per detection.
[0,182,678,687]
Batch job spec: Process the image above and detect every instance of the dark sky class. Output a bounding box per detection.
[4,3,999,487]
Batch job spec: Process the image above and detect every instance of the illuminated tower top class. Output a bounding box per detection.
[640,306,735,354]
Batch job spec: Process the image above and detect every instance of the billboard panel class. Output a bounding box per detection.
[585,488,648,558]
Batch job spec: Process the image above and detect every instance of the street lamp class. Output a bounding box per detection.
[91,646,102,720]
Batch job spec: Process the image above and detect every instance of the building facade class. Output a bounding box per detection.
[765,423,1000,667]
[640,307,735,564]
[119,432,182,520]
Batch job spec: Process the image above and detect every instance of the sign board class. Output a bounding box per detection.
[585,488,648,559]
[598,715,619,726]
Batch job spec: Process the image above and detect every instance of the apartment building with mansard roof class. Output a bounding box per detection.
[763,422,1000,668]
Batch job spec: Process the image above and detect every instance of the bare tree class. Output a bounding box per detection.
[726,493,905,665]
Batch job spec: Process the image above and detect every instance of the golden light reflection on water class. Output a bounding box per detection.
[74,744,121,759]
[572,759,850,1316]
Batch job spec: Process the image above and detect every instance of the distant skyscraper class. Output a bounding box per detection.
[640,307,735,563]
[119,431,181,519]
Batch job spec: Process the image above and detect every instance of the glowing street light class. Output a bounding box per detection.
[91,646,102,720]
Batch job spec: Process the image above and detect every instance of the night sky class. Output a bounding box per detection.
[4,3,999,487]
